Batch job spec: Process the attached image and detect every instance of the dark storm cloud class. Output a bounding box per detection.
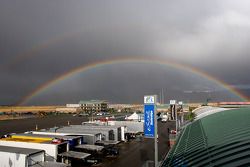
[1,0,250,104]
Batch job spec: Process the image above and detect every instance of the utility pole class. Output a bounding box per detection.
[91,108,93,122]
[154,106,158,167]
[175,103,178,134]
[162,88,164,104]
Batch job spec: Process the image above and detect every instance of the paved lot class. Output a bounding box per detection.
[0,114,88,136]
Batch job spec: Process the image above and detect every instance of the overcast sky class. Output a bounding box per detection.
[1,0,250,105]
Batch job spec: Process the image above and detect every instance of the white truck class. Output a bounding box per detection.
[161,114,169,122]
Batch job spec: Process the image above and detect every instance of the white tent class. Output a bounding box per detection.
[125,112,141,121]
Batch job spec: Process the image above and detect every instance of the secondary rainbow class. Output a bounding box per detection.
[2,31,81,70]
[18,58,249,105]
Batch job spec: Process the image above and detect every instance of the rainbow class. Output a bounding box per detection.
[1,31,81,70]
[18,57,249,105]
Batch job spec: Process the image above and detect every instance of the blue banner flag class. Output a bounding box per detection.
[144,104,155,138]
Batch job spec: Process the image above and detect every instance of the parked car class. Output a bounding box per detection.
[105,147,119,156]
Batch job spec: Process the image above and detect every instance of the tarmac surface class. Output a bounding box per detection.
[0,114,175,167]
[0,114,88,136]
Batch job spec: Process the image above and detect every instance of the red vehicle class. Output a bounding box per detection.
[170,130,177,134]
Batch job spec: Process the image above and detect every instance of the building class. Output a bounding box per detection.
[79,100,108,113]
[55,107,78,113]
[217,101,250,108]
[161,108,250,166]
[66,104,81,108]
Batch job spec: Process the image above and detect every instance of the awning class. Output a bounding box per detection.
[58,151,90,159]
[32,162,69,167]
[126,131,139,134]
[75,144,104,151]
[95,140,120,146]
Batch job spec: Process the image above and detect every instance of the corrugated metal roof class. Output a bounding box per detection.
[192,106,229,120]
[162,108,250,167]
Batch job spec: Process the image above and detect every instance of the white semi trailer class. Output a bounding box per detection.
[0,145,44,167]
[108,121,144,133]
[30,131,102,145]
[0,138,68,162]
[70,124,126,141]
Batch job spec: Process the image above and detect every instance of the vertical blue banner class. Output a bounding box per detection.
[144,104,155,138]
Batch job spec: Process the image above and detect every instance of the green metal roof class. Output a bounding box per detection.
[162,108,250,167]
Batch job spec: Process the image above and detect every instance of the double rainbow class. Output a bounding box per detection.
[18,57,249,105]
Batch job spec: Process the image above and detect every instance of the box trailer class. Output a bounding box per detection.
[108,121,143,133]
[70,124,126,141]
[57,126,115,142]
[17,133,83,150]
[0,137,68,162]
[44,127,106,142]
[0,145,45,167]
[106,121,144,140]
[0,137,90,166]
[30,131,102,145]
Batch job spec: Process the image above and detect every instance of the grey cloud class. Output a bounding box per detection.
[1,0,250,104]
